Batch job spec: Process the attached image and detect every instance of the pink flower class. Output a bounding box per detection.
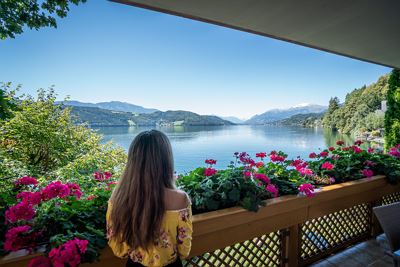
[49,239,88,267]
[204,168,217,177]
[328,147,335,151]
[336,140,344,146]
[319,151,329,157]
[28,256,52,267]
[368,148,374,153]
[364,160,376,167]
[205,159,217,165]
[67,183,82,199]
[255,152,267,159]
[329,177,336,184]
[331,155,341,160]
[254,173,270,184]
[362,169,374,178]
[5,201,35,223]
[354,140,363,146]
[352,146,362,154]
[309,152,317,159]
[270,153,286,162]
[16,191,42,205]
[41,181,70,201]
[321,162,334,170]
[86,195,96,200]
[290,159,303,167]
[298,183,315,197]
[296,167,314,176]
[15,176,38,186]
[4,225,33,251]
[255,162,264,168]
[243,171,252,177]
[389,147,400,158]
[266,184,279,198]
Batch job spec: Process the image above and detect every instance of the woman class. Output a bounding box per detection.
[106,130,192,267]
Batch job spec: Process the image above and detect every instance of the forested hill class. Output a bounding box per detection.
[69,106,234,127]
[322,74,389,134]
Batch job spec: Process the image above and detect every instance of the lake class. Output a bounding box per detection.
[96,125,358,173]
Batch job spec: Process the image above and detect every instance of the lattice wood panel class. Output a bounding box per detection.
[381,191,400,205]
[300,203,371,263]
[184,231,283,267]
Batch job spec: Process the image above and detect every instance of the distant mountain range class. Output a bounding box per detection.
[245,104,327,124]
[218,116,245,124]
[69,106,234,127]
[58,100,158,114]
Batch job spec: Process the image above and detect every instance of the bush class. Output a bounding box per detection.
[385,69,400,149]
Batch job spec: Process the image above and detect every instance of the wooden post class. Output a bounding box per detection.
[287,225,300,267]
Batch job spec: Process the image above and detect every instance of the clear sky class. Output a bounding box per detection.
[0,1,390,119]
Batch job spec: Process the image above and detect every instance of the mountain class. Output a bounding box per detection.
[269,112,325,127]
[246,104,327,124]
[69,106,234,127]
[59,100,158,114]
[218,116,245,124]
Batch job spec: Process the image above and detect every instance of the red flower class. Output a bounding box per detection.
[4,225,33,251]
[389,147,400,158]
[354,140,363,146]
[205,159,217,165]
[367,147,374,153]
[49,238,88,267]
[352,146,362,154]
[364,160,376,167]
[86,195,96,200]
[266,184,278,198]
[298,183,315,197]
[15,176,38,186]
[309,152,317,159]
[254,173,270,184]
[290,159,303,167]
[243,171,251,177]
[5,201,35,223]
[362,169,374,178]
[28,257,52,267]
[296,166,314,176]
[321,162,334,170]
[336,140,345,146]
[319,151,329,157]
[328,147,335,151]
[67,183,82,199]
[270,153,286,162]
[16,191,42,205]
[255,152,267,159]
[106,181,118,190]
[41,181,70,201]
[342,147,350,151]
[255,162,264,168]
[204,168,217,177]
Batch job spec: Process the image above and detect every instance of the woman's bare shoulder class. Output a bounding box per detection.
[164,188,191,210]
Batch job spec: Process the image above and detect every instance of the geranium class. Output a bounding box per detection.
[342,147,350,151]
[319,151,329,157]
[49,238,88,267]
[389,146,400,158]
[253,173,270,184]
[266,184,278,198]
[352,146,362,154]
[204,168,217,177]
[290,159,303,167]
[255,152,267,159]
[321,162,334,170]
[368,147,375,153]
[297,167,314,176]
[270,153,286,162]
[28,256,52,267]
[255,162,264,168]
[15,176,38,186]
[4,225,33,251]
[5,201,36,223]
[205,159,217,165]
[16,191,42,205]
[364,160,376,167]
[67,183,82,199]
[93,171,112,181]
[336,140,345,146]
[243,171,252,177]
[106,181,118,190]
[86,195,96,200]
[41,181,70,200]
[354,140,363,146]
[328,147,335,151]
[362,169,374,178]
[298,183,315,197]
[309,152,317,159]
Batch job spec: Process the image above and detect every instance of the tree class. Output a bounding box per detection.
[0,83,20,120]
[385,69,400,149]
[0,0,87,39]
[322,97,340,129]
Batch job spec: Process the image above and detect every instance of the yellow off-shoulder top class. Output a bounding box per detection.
[106,202,193,267]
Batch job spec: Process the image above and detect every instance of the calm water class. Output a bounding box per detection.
[95,125,357,173]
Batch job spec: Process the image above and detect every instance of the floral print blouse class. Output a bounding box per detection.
[106,202,193,267]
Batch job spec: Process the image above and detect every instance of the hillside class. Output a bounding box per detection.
[322,74,389,134]
[246,104,327,124]
[270,113,324,127]
[69,106,234,127]
[59,100,158,114]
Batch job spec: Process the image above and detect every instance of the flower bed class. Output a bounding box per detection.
[1,142,400,266]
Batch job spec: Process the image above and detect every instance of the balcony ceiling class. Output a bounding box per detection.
[113,0,400,69]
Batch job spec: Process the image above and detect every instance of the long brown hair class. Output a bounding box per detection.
[109,130,175,250]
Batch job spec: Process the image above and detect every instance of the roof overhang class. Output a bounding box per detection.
[112,0,400,69]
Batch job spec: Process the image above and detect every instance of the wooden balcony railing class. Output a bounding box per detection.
[2,175,400,267]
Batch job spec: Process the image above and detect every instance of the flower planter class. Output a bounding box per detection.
[2,175,400,267]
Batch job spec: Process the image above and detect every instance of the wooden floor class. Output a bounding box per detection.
[310,234,395,267]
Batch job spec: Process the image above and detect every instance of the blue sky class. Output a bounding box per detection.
[0,1,390,119]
